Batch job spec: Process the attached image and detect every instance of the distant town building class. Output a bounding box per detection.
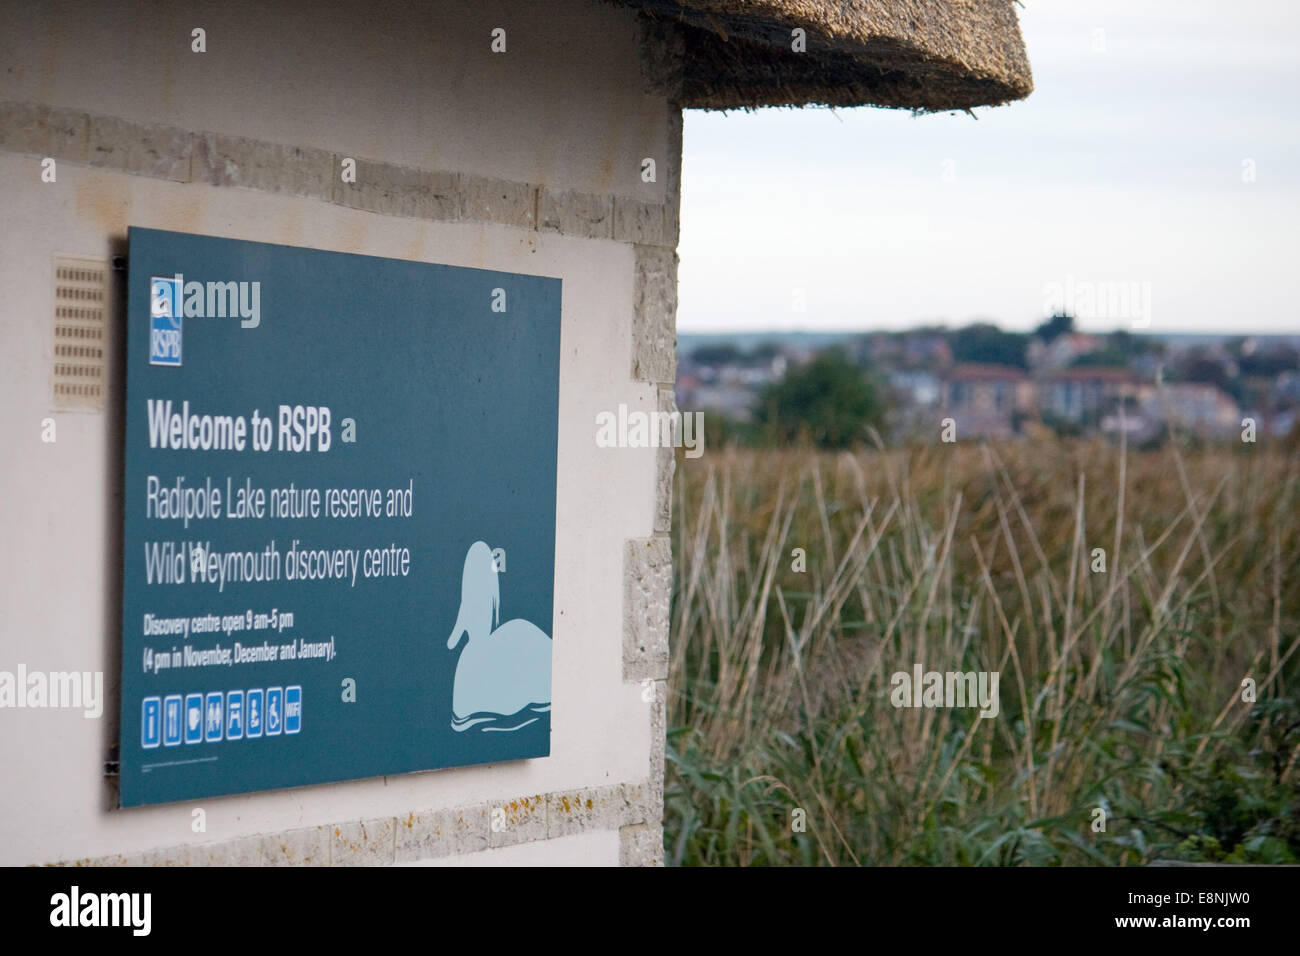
[676,328,1298,444]
[903,335,953,369]
[889,370,941,407]
[1143,383,1240,436]
[1038,367,1144,423]
[942,363,1032,438]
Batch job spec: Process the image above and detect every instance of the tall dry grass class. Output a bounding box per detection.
[665,436,1300,865]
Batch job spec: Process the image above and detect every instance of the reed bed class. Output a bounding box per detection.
[665,437,1300,865]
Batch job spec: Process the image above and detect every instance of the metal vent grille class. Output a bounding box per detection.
[52,257,108,412]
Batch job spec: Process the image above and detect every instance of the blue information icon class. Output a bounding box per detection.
[148,276,183,366]
[284,686,302,735]
[226,690,244,740]
[184,694,204,744]
[246,689,264,738]
[265,687,283,736]
[204,692,223,742]
[163,695,183,747]
[141,697,161,749]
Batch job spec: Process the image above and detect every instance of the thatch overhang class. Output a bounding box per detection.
[619,0,1033,112]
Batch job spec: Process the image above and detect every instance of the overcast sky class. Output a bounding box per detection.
[676,0,1300,335]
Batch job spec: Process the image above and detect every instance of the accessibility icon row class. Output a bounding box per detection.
[142,686,301,748]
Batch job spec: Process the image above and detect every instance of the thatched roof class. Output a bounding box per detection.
[619,0,1032,112]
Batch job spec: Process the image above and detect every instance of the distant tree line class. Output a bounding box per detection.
[689,315,1300,450]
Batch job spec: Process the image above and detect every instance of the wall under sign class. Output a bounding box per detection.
[0,0,679,865]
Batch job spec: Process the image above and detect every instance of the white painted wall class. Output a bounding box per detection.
[0,0,669,202]
[0,0,669,866]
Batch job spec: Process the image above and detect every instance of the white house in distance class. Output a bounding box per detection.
[0,1,1032,866]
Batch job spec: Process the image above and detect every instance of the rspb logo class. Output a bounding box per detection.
[149,276,182,366]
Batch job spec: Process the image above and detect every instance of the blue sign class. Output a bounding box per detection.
[119,228,560,806]
[284,686,302,735]
[246,689,264,738]
[204,692,224,742]
[141,697,161,749]
[265,687,282,736]
[163,695,183,747]
[184,694,204,744]
[225,690,244,741]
